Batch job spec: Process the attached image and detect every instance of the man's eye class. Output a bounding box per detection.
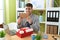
[28,8,30,10]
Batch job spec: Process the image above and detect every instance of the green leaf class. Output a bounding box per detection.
[0,31,6,38]
[36,35,42,40]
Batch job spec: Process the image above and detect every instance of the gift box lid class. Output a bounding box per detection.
[16,27,33,34]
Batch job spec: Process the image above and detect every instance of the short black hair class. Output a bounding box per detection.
[26,3,33,8]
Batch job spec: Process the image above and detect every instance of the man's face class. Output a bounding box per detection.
[25,6,33,15]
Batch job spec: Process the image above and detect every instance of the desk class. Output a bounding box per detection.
[5,34,31,40]
[5,34,60,40]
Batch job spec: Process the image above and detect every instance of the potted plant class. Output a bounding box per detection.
[35,34,42,40]
[0,30,6,40]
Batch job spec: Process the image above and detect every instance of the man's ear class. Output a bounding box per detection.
[31,8,33,12]
[31,8,33,10]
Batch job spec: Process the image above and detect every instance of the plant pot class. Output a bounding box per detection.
[0,37,5,40]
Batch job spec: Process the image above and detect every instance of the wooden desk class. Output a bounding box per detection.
[5,34,60,40]
[5,34,31,40]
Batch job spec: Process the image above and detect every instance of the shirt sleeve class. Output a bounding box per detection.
[31,15,40,32]
[17,18,28,29]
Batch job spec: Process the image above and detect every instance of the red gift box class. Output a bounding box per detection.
[16,27,33,38]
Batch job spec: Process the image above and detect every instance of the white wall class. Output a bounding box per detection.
[0,0,4,24]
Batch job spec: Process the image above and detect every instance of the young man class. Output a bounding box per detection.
[17,3,40,32]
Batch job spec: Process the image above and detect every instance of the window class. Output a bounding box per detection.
[0,0,4,24]
[30,0,44,9]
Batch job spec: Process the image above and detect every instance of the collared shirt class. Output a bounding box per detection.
[17,14,40,32]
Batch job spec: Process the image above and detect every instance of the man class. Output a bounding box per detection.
[17,3,40,32]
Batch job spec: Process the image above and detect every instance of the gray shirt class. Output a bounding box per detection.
[17,14,40,32]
